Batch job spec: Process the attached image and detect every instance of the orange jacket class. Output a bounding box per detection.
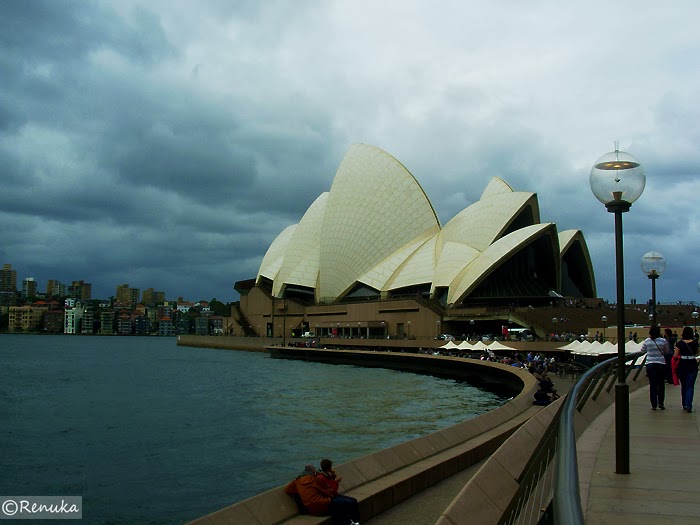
[284,474,332,516]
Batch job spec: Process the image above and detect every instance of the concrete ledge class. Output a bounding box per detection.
[187,350,539,525]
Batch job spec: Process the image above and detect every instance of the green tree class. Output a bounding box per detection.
[208,298,229,316]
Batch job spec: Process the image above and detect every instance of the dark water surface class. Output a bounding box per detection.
[0,335,506,524]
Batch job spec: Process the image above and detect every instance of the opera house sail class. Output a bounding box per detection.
[237,143,595,339]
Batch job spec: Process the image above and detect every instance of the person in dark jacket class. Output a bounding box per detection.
[674,326,699,412]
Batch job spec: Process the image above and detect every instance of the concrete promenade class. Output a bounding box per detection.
[579,383,700,524]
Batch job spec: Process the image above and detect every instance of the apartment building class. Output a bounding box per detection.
[8,305,44,332]
[21,277,37,298]
[116,284,140,306]
[100,310,115,334]
[64,305,84,334]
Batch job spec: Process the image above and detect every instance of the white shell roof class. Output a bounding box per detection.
[257,144,594,304]
[359,232,437,292]
[318,144,439,300]
[441,191,537,251]
[559,229,581,254]
[257,224,297,283]
[271,193,328,296]
[448,223,556,304]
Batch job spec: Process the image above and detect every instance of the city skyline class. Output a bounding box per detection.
[3,2,700,303]
[1,263,216,304]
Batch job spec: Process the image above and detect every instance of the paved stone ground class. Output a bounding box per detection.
[581,383,700,524]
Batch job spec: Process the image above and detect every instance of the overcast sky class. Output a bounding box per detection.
[3,1,700,304]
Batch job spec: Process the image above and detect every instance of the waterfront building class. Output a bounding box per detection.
[176,300,195,313]
[195,316,209,335]
[176,314,191,334]
[8,305,45,332]
[43,309,65,333]
[68,280,91,300]
[142,288,165,307]
[234,144,596,340]
[64,305,84,334]
[0,291,17,307]
[81,307,95,334]
[158,315,175,336]
[133,314,151,335]
[46,279,67,297]
[116,284,140,306]
[100,309,115,334]
[1,263,17,292]
[117,313,133,335]
[21,277,37,299]
[209,315,224,335]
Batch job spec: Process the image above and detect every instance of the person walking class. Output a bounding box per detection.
[641,325,669,410]
[674,326,699,413]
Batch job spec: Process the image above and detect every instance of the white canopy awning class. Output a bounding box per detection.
[487,340,517,351]
[470,340,489,351]
[558,340,581,351]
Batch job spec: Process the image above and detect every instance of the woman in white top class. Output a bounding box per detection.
[641,325,670,410]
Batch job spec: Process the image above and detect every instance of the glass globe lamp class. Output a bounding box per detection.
[590,148,646,208]
[640,251,666,278]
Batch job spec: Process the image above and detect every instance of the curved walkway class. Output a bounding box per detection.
[579,384,700,524]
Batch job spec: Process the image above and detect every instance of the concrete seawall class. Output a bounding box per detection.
[184,343,541,525]
[176,334,271,352]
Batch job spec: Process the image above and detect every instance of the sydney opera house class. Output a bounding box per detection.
[234,144,596,341]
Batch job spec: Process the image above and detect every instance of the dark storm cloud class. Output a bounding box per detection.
[3,0,700,303]
[0,0,173,65]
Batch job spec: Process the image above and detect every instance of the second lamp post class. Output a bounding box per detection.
[590,145,646,475]
[641,251,666,326]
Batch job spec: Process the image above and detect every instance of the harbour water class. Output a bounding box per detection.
[0,335,506,524]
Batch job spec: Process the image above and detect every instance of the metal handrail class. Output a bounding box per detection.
[553,350,645,524]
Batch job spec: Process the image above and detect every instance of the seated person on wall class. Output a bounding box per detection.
[533,373,560,406]
[285,464,323,515]
[285,463,360,525]
[317,459,361,525]
[533,388,552,406]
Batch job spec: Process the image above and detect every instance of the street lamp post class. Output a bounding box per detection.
[437,320,441,338]
[602,315,607,342]
[692,311,698,338]
[590,145,646,475]
[641,251,666,326]
[407,320,411,339]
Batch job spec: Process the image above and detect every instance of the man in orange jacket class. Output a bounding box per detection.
[285,464,360,524]
[285,464,332,516]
